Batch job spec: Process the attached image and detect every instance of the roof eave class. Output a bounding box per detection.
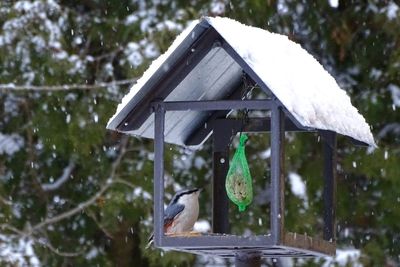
[106,19,213,132]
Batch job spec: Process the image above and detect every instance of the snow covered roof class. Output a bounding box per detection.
[107,17,375,147]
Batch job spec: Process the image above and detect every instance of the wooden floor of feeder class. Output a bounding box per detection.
[159,232,336,258]
[165,231,203,237]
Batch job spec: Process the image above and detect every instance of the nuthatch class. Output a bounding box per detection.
[146,188,202,248]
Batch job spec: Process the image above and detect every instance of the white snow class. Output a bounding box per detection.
[193,220,211,233]
[125,14,139,25]
[85,247,99,260]
[0,235,40,267]
[133,187,152,200]
[194,156,206,169]
[68,54,85,75]
[210,1,225,14]
[288,172,306,197]
[328,0,339,8]
[155,20,183,32]
[41,161,75,191]
[109,17,375,147]
[386,2,399,20]
[0,133,24,155]
[323,248,362,267]
[124,42,144,67]
[277,0,289,14]
[108,20,198,124]
[288,172,309,208]
[2,0,64,75]
[207,17,375,146]
[260,148,271,159]
[143,42,159,58]
[388,84,400,107]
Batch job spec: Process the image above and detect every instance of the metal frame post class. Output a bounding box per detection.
[270,105,285,244]
[153,103,165,246]
[147,99,336,257]
[322,131,337,242]
[212,122,232,234]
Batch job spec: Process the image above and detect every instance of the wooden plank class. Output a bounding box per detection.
[283,232,336,256]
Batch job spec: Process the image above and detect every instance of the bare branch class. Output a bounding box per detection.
[1,136,131,262]
[36,233,84,257]
[0,225,83,258]
[109,136,130,178]
[31,179,111,233]
[29,136,130,233]
[0,79,137,91]
[114,178,136,189]
[0,224,26,236]
[42,161,75,191]
[39,239,83,257]
[86,209,114,239]
[90,47,124,61]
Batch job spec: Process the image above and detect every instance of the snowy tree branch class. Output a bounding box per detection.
[37,231,84,257]
[42,161,75,191]
[0,196,13,206]
[113,178,136,189]
[29,136,129,234]
[0,224,26,236]
[377,123,400,139]
[0,79,137,91]
[31,182,113,233]
[1,137,135,260]
[0,224,83,258]
[37,238,83,257]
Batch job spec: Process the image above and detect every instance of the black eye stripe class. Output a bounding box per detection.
[178,188,199,197]
[185,188,200,195]
[170,188,200,204]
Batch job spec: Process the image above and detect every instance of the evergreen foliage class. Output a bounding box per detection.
[0,1,399,266]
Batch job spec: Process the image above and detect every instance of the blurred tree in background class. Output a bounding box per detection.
[0,0,399,266]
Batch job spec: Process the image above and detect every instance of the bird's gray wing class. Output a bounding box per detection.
[164,203,184,227]
[146,203,184,248]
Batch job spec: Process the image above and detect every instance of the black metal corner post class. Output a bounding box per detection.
[153,102,166,246]
[322,131,337,242]
[212,122,231,234]
[271,105,285,244]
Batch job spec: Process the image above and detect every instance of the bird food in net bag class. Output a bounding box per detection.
[225,134,253,212]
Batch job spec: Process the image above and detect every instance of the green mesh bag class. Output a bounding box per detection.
[225,134,253,212]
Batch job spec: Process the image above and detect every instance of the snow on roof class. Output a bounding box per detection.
[206,17,375,146]
[107,20,199,126]
[108,16,375,147]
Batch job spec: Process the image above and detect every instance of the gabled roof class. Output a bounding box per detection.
[107,17,376,147]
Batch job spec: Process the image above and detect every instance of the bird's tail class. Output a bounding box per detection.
[145,232,154,249]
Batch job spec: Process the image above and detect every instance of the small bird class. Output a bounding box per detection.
[146,188,202,248]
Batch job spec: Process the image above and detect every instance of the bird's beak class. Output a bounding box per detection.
[197,188,203,193]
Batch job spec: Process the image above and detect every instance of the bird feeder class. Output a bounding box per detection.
[107,17,375,264]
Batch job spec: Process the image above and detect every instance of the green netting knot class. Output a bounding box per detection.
[225,134,253,212]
